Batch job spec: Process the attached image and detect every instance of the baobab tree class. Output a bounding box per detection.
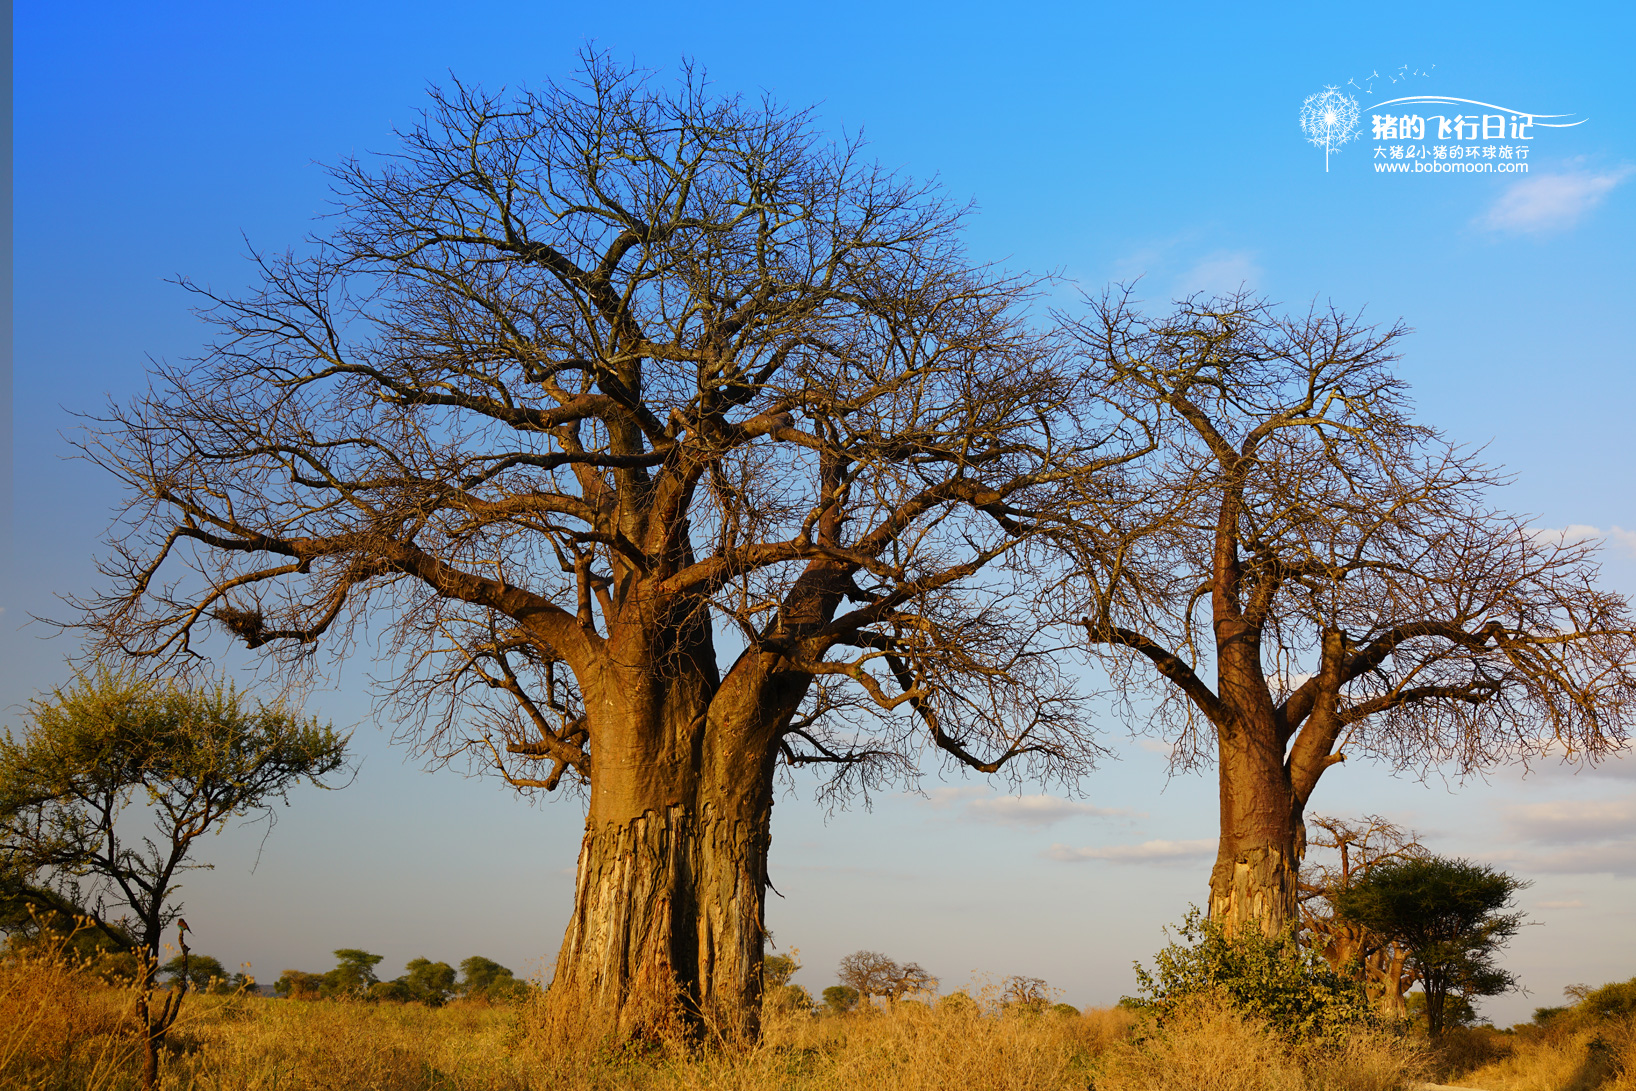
[71,56,1137,1038]
[1060,288,1636,939]
[1299,814,1427,1017]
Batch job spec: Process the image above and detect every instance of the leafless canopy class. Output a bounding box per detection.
[1060,287,1636,787]
[71,55,1140,802]
[836,949,938,1001]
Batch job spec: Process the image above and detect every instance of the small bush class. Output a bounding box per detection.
[1584,977,1636,1021]
[1126,908,1376,1043]
[823,984,860,1014]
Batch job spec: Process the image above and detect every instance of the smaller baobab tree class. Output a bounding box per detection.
[1299,814,1428,1018]
[1059,287,1636,940]
[837,950,938,1004]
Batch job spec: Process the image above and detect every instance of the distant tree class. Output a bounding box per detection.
[772,984,815,1012]
[1050,1003,1081,1017]
[273,969,325,1000]
[321,949,384,997]
[368,979,414,1003]
[1002,975,1052,1013]
[1579,976,1636,1020]
[0,669,348,1088]
[457,956,530,1002]
[400,957,457,1005]
[763,951,801,991]
[837,951,897,1001]
[1299,814,1429,1018]
[762,950,811,1011]
[1333,856,1527,1038]
[837,950,938,1004]
[822,985,860,1014]
[160,953,235,994]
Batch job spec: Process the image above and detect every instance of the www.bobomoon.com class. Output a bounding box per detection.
[1373,161,1530,173]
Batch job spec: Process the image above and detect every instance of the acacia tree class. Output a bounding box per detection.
[73,57,1134,1037]
[1299,814,1427,1017]
[1333,856,1526,1037]
[1061,289,1636,939]
[0,670,346,1088]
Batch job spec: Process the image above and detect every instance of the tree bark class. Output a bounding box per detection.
[1208,722,1302,939]
[544,649,780,1041]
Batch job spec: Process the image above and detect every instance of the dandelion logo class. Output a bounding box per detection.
[1299,86,1361,172]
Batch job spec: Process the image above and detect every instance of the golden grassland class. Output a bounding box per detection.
[3,943,1632,1091]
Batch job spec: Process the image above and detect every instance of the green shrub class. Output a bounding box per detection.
[1580,977,1636,1020]
[1125,908,1374,1043]
[823,984,860,1014]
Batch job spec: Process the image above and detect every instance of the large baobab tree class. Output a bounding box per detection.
[72,57,1136,1038]
[1061,288,1636,939]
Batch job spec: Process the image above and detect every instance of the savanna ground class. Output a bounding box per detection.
[6,941,1634,1091]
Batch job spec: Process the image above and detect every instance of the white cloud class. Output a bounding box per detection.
[1504,797,1636,844]
[1530,524,1636,559]
[1498,794,1636,876]
[1480,166,1634,233]
[1137,738,1176,756]
[920,787,1140,827]
[1046,838,1216,865]
[1524,841,1636,877]
[965,794,1141,828]
[1174,250,1262,296]
[921,786,990,810]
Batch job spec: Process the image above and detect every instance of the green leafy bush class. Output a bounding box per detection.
[457,956,530,1002]
[1125,908,1374,1043]
[1580,977,1636,1020]
[823,985,860,1014]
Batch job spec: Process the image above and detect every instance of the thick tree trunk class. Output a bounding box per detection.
[1369,946,1412,1020]
[1208,726,1301,939]
[544,656,777,1042]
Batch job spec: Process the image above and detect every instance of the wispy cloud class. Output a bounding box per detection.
[1046,838,1215,865]
[1531,524,1636,559]
[1504,797,1636,844]
[1524,842,1636,877]
[1174,250,1262,296]
[1480,166,1633,234]
[922,786,990,810]
[921,787,1140,828]
[966,794,1141,828]
[1108,237,1263,299]
[1498,794,1636,876]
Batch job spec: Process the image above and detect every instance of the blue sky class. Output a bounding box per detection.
[6,1,1635,1021]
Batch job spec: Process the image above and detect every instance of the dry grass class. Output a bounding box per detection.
[0,949,1442,1091]
[1,938,143,1088]
[1444,1017,1636,1091]
[1096,996,1428,1091]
